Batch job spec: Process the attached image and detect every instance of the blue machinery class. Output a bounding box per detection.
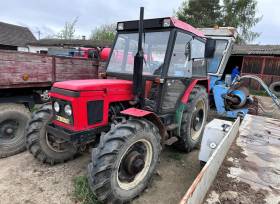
[210,75,280,118]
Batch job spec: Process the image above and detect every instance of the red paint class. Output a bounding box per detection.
[53,79,132,91]
[50,79,134,131]
[121,108,152,117]
[100,47,111,61]
[170,18,205,38]
[181,79,209,104]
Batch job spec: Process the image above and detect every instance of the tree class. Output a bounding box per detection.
[90,24,116,43]
[175,0,262,44]
[222,0,262,44]
[176,0,222,27]
[57,17,78,39]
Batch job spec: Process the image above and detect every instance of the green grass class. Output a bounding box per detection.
[167,151,183,161]
[73,176,100,204]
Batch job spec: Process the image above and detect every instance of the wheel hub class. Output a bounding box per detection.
[0,120,18,140]
[192,109,204,131]
[117,139,153,190]
[125,151,145,175]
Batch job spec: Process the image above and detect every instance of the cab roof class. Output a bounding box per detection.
[117,17,205,38]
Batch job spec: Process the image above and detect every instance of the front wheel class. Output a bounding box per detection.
[25,104,78,165]
[88,118,161,203]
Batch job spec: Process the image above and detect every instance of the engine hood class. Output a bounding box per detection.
[53,79,132,92]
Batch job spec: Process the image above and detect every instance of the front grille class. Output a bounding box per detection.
[52,99,73,125]
[87,100,104,125]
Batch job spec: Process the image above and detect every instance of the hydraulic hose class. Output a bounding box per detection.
[236,75,280,110]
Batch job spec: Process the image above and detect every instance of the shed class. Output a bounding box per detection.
[225,44,280,90]
[0,22,36,51]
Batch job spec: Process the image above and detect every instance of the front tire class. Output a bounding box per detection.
[0,103,31,158]
[175,85,208,152]
[88,118,161,203]
[25,104,77,165]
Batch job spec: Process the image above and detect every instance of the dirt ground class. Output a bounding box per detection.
[1,96,278,204]
[0,146,200,204]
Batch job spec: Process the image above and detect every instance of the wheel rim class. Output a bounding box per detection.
[191,100,206,141]
[117,139,153,190]
[0,119,19,141]
[45,132,69,153]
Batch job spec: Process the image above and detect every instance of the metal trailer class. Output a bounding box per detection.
[180,114,280,204]
[0,50,103,158]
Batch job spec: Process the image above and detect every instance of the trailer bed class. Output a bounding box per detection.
[205,114,280,204]
[180,114,280,204]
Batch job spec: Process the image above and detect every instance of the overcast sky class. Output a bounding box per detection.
[0,0,278,44]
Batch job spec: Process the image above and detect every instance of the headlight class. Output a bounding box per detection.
[64,104,72,116]
[53,101,60,112]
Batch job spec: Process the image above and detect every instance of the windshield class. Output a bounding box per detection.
[207,39,228,73]
[107,31,170,76]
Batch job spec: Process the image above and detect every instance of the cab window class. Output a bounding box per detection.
[168,32,192,77]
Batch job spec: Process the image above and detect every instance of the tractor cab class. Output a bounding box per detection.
[106,17,212,114]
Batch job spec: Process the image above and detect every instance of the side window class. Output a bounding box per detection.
[191,39,205,59]
[207,40,228,73]
[168,32,192,77]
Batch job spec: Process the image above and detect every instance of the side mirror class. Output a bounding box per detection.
[185,41,191,61]
[205,38,216,58]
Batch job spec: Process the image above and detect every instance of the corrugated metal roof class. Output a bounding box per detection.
[232,44,280,55]
[28,39,112,48]
[0,22,37,47]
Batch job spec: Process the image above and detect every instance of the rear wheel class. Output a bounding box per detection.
[0,103,31,158]
[25,104,77,165]
[88,118,161,203]
[176,85,208,152]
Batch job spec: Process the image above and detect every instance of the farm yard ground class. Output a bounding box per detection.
[0,96,278,204]
[0,146,200,204]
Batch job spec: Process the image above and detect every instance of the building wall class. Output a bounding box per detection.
[27,45,49,53]
[240,55,280,90]
[17,47,29,52]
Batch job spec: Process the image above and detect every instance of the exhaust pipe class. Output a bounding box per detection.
[132,7,144,107]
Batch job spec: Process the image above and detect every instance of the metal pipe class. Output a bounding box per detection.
[237,75,280,109]
[132,7,145,107]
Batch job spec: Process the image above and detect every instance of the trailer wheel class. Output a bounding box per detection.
[176,85,208,152]
[269,81,280,97]
[25,104,77,165]
[88,118,161,203]
[0,103,31,158]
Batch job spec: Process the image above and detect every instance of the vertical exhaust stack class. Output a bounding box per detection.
[133,7,144,107]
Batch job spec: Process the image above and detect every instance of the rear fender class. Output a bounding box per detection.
[181,79,209,104]
[121,108,167,141]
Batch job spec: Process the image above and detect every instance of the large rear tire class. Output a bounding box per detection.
[88,118,161,203]
[25,104,77,165]
[0,103,31,158]
[175,85,208,152]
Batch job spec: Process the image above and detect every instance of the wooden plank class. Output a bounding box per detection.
[180,117,240,204]
[0,50,99,88]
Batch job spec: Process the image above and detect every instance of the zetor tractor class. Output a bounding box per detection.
[25,8,215,203]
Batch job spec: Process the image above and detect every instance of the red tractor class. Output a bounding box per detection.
[25,8,215,203]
